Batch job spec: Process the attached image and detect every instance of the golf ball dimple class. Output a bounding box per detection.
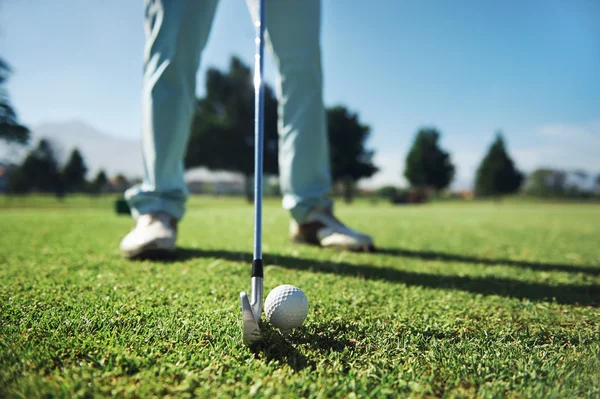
[264,285,308,331]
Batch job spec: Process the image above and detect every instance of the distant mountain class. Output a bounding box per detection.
[29,121,144,179]
[3,120,243,183]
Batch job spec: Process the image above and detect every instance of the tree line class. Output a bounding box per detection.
[400,128,524,198]
[4,138,111,196]
[182,56,600,201]
[386,127,600,201]
[2,55,599,201]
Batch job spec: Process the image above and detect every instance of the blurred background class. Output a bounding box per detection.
[1,0,599,206]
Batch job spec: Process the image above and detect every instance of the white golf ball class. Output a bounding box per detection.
[264,284,308,331]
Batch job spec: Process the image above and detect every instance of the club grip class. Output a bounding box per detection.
[251,259,263,278]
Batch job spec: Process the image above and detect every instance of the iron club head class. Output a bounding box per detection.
[240,291,262,345]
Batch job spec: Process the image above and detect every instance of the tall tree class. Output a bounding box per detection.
[404,127,455,192]
[327,105,378,202]
[474,132,523,197]
[62,149,88,192]
[185,56,279,201]
[0,58,30,146]
[9,138,62,195]
[91,170,108,194]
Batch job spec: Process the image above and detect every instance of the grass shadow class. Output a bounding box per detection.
[287,320,366,352]
[248,320,366,372]
[374,247,600,276]
[249,322,313,372]
[173,248,600,307]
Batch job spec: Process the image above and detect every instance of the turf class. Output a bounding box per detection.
[1,196,599,398]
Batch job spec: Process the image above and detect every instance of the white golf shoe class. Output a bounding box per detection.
[120,212,178,259]
[290,208,375,252]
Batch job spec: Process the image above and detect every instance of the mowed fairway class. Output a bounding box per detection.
[1,197,599,398]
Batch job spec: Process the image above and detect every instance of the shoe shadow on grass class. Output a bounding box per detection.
[171,248,600,307]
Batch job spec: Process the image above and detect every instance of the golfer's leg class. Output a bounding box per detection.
[125,0,219,221]
[246,0,332,223]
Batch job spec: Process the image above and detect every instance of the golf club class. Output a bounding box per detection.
[240,0,266,346]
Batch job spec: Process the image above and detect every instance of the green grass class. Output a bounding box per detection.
[1,196,599,398]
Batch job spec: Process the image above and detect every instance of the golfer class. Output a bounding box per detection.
[120,0,374,258]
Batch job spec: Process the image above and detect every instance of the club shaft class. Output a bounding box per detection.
[253,0,266,262]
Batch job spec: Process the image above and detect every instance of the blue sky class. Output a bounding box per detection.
[1,0,599,188]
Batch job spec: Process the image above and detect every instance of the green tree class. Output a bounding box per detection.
[91,170,108,194]
[327,106,378,203]
[375,185,398,199]
[9,138,63,196]
[474,132,523,197]
[522,168,567,197]
[0,58,30,146]
[185,56,279,201]
[404,127,455,192]
[62,148,88,192]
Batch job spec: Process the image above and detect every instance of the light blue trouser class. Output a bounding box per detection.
[125,0,332,223]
